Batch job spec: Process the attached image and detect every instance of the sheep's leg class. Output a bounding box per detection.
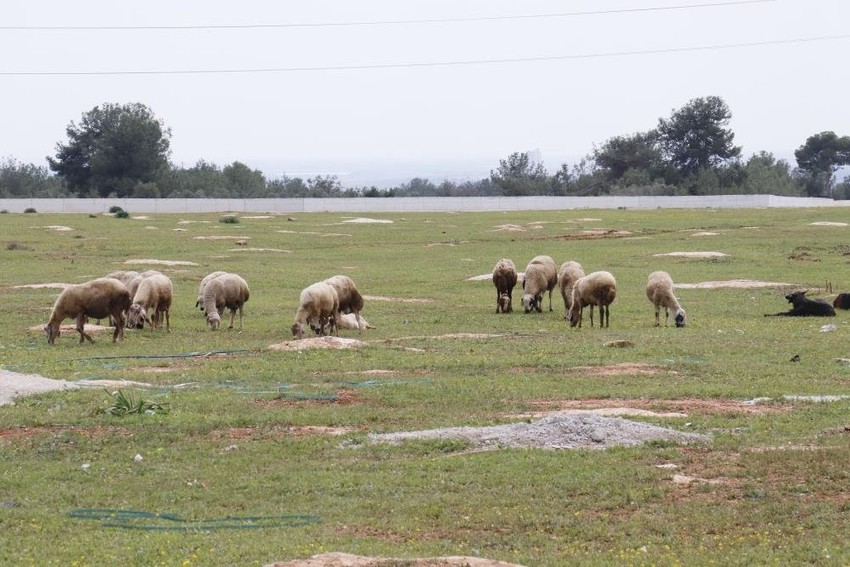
[654,307,661,327]
[548,289,553,312]
[76,313,94,343]
[228,308,237,329]
[602,304,609,328]
[589,305,595,327]
[354,311,364,333]
[164,309,171,332]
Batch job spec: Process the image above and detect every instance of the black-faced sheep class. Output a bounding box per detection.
[646,271,686,327]
[291,281,340,339]
[521,255,558,313]
[203,273,250,330]
[126,273,174,331]
[557,261,585,320]
[567,271,617,328]
[492,258,518,314]
[196,271,229,311]
[765,290,836,317]
[44,278,132,344]
[833,293,850,310]
[322,275,365,332]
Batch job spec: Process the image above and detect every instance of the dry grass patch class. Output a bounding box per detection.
[362,295,434,304]
[569,362,674,376]
[653,251,728,258]
[677,279,793,289]
[268,337,367,351]
[123,259,199,266]
[268,552,525,567]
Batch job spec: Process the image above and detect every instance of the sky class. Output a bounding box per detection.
[1,0,848,187]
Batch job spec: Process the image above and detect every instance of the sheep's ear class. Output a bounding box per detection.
[801,290,808,295]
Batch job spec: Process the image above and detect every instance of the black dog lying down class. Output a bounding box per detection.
[765,290,836,317]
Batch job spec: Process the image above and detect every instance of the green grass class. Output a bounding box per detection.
[2,207,850,565]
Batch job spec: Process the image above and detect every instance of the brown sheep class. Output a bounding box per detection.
[492,258,518,314]
[44,278,132,344]
[291,281,340,339]
[568,271,617,328]
[126,273,173,331]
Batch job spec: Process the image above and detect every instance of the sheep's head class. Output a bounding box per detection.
[521,293,537,313]
[207,312,221,330]
[291,322,304,339]
[674,309,686,328]
[126,304,148,329]
[44,323,59,344]
[498,293,511,313]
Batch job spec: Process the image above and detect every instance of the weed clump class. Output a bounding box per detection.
[103,390,168,416]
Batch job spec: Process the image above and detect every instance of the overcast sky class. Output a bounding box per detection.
[1,0,848,186]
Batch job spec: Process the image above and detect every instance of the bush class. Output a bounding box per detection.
[219,215,239,224]
[23,207,37,213]
[108,205,124,214]
[114,210,130,219]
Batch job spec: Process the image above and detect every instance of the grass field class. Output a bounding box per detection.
[1,207,850,566]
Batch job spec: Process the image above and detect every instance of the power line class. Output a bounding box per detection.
[0,0,777,31]
[1,34,846,77]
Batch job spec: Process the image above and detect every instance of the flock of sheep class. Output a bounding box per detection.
[491,255,686,329]
[42,268,370,345]
[43,269,249,344]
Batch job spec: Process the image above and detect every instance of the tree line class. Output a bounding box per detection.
[2,97,849,199]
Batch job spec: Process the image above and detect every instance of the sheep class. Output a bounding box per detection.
[291,281,340,339]
[557,261,585,320]
[337,312,375,330]
[104,270,140,288]
[203,273,250,330]
[521,255,558,313]
[126,273,174,331]
[833,293,850,310]
[646,271,686,327]
[323,275,365,332]
[44,278,132,344]
[196,271,229,311]
[492,258,518,314]
[765,290,836,317]
[567,271,617,328]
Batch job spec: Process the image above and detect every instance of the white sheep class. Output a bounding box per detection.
[323,275,365,332]
[337,312,375,330]
[521,255,558,313]
[567,271,617,328]
[126,273,173,331]
[646,271,686,327]
[492,258,518,314]
[196,271,229,311]
[291,281,340,339]
[44,278,132,344]
[203,273,250,330]
[557,261,585,320]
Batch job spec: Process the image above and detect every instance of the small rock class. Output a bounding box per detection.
[820,324,837,333]
[134,453,143,463]
[81,463,91,471]
[589,429,606,443]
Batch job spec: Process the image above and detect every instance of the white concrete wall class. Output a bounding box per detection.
[0,195,847,213]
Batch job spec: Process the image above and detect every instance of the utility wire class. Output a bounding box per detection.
[0,0,777,31]
[1,34,846,77]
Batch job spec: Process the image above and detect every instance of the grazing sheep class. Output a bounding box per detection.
[44,278,132,344]
[646,271,686,327]
[833,293,850,310]
[196,271,229,311]
[765,290,836,317]
[521,255,558,313]
[567,271,617,328]
[126,273,174,331]
[291,281,340,339]
[203,273,250,330]
[557,261,585,319]
[323,275,365,332]
[492,258,518,314]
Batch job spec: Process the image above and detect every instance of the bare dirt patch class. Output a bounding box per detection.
[676,279,794,289]
[267,552,524,567]
[208,425,354,442]
[523,398,787,417]
[653,251,728,258]
[268,337,367,351]
[492,224,526,232]
[362,295,434,304]
[193,235,251,240]
[35,225,74,232]
[12,282,69,289]
[548,229,632,241]
[123,259,199,266]
[810,221,848,227]
[569,362,672,376]
[27,323,112,336]
[340,217,393,224]
[276,230,353,237]
[228,248,292,253]
[690,231,719,236]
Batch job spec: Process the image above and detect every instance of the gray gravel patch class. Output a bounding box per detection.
[368,411,708,451]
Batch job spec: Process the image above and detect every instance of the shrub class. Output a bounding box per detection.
[219,215,239,224]
[108,205,125,214]
[23,207,36,213]
[114,210,130,219]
